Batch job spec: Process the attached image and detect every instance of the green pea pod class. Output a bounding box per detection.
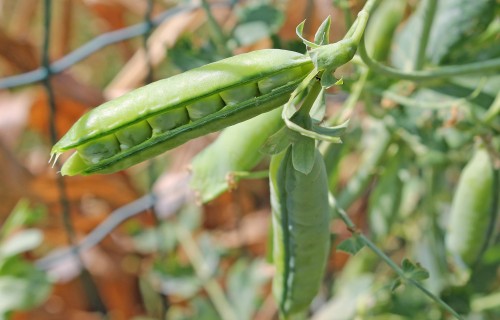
[364,0,406,62]
[270,146,330,317]
[445,147,496,267]
[51,49,313,175]
[190,107,283,203]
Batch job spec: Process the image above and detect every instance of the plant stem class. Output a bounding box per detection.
[332,68,369,124]
[358,34,500,81]
[230,170,270,180]
[331,195,464,320]
[345,0,378,42]
[175,225,238,320]
[415,0,438,70]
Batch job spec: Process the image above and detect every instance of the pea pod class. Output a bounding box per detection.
[270,146,330,317]
[51,49,313,175]
[190,107,283,203]
[445,147,496,267]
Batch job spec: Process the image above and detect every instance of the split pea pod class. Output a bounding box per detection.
[269,146,330,317]
[51,49,314,176]
[445,147,497,267]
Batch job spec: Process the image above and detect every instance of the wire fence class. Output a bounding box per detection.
[0,0,232,293]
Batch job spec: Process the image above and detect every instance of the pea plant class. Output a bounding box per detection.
[51,0,499,319]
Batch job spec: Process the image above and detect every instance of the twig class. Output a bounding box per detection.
[330,194,464,320]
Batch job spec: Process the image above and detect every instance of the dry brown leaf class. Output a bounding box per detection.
[81,0,136,59]
[211,209,270,255]
[0,28,38,73]
[29,89,90,140]
[0,140,33,218]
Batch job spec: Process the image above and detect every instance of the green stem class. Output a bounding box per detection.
[175,225,238,320]
[484,93,500,124]
[415,0,438,70]
[230,170,269,180]
[297,77,323,118]
[331,68,369,124]
[358,34,500,81]
[345,0,378,42]
[331,195,464,320]
[201,0,231,57]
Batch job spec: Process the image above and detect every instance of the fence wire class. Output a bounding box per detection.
[0,1,232,280]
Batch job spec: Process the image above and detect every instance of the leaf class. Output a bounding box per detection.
[391,0,495,68]
[401,258,430,282]
[156,276,202,299]
[0,199,45,239]
[337,236,365,255]
[291,136,316,174]
[426,0,496,64]
[260,126,294,155]
[314,16,331,46]
[0,229,43,258]
[236,4,284,33]
[0,266,51,315]
[310,88,326,122]
[390,1,425,70]
[390,278,402,292]
[295,20,320,49]
[233,21,272,46]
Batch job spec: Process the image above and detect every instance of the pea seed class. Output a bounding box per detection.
[186,94,225,121]
[219,82,259,106]
[77,135,120,164]
[147,108,189,134]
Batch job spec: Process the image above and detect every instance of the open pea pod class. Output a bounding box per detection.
[51,49,313,175]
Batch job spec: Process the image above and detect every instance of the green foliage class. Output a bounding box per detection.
[0,201,51,319]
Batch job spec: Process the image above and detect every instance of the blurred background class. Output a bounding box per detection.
[0,0,499,319]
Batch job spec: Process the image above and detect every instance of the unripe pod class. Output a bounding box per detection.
[446,147,496,267]
[270,146,330,316]
[51,49,313,175]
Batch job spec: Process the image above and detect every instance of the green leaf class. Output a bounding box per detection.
[390,278,402,292]
[401,258,430,282]
[314,16,331,46]
[291,136,316,174]
[0,200,45,240]
[295,20,320,49]
[0,267,51,316]
[233,22,271,46]
[0,229,43,258]
[337,236,365,255]
[426,0,496,64]
[260,126,294,156]
[391,0,496,68]
[390,1,425,70]
[310,89,326,122]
